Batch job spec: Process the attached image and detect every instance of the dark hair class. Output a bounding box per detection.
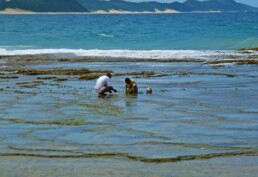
[106,73,112,78]
[125,78,131,84]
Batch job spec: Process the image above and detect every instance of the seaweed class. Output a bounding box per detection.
[80,103,123,117]
[0,118,88,126]
[205,60,258,65]
[32,80,44,84]
[19,83,39,88]
[239,47,258,51]
[192,72,236,77]
[16,82,30,85]
[17,68,91,75]
[54,78,68,82]
[57,118,88,126]
[17,69,112,76]
[0,75,19,79]
[79,73,101,80]
[37,76,57,80]
[114,71,155,77]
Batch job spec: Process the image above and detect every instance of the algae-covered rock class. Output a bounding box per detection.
[79,73,101,80]
[32,80,44,84]
[131,71,155,75]
[37,76,57,80]
[16,82,30,85]
[205,59,258,65]
[178,71,189,76]
[14,90,30,94]
[1,117,88,126]
[20,83,39,88]
[17,69,112,76]
[17,68,91,75]
[239,47,258,51]
[54,78,68,82]
[0,75,19,79]
[55,118,87,126]
[114,71,155,77]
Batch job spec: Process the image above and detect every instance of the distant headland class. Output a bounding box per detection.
[0,0,257,14]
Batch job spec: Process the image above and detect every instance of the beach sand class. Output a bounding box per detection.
[0,8,35,14]
[0,8,179,15]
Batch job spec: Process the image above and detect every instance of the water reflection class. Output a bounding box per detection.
[124,94,138,107]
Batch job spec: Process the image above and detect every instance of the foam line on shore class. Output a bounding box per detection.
[1,48,258,61]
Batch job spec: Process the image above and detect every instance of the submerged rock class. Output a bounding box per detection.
[205,59,258,65]
[0,75,19,79]
[54,78,68,82]
[79,73,101,80]
[239,47,258,51]
[17,68,112,76]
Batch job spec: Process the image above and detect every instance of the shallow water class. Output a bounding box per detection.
[0,56,258,176]
[0,156,257,177]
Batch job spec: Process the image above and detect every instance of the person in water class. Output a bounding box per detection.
[125,78,138,94]
[94,73,117,96]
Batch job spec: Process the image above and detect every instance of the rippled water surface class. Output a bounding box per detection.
[1,13,258,50]
[0,55,257,176]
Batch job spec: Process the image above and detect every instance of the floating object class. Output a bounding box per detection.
[146,87,152,94]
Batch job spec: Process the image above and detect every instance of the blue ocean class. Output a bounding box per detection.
[0,12,258,56]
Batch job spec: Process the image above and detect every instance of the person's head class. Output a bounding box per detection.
[125,78,131,84]
[106,73,112,78]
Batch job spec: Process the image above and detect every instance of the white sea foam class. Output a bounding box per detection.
[98,33,114,38]
[0,48,257,61]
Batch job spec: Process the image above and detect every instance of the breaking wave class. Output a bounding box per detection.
[1,48,258,61]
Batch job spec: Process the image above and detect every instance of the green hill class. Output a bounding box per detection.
[0,0,88,12]
[0,0,257,13]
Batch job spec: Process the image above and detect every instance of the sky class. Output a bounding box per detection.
[126,0,258,8]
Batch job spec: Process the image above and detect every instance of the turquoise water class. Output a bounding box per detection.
[0,12,258,51]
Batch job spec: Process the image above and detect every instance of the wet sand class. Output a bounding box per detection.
[0,156,257,177]
[0,53,258,176]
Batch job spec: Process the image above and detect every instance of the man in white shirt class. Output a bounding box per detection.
[94,73,117,96]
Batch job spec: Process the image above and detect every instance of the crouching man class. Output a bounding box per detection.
[125,78,138,95]
[94,73,117,96]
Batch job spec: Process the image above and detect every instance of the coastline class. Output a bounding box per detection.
[0,8,225,15]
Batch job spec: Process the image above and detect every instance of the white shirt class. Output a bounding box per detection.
[94,75,111,90]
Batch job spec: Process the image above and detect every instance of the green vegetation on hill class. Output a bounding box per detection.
[0,0,88,12]
[0,0,257,13]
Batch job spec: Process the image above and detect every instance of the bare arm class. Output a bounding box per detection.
[132,83,138,94]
